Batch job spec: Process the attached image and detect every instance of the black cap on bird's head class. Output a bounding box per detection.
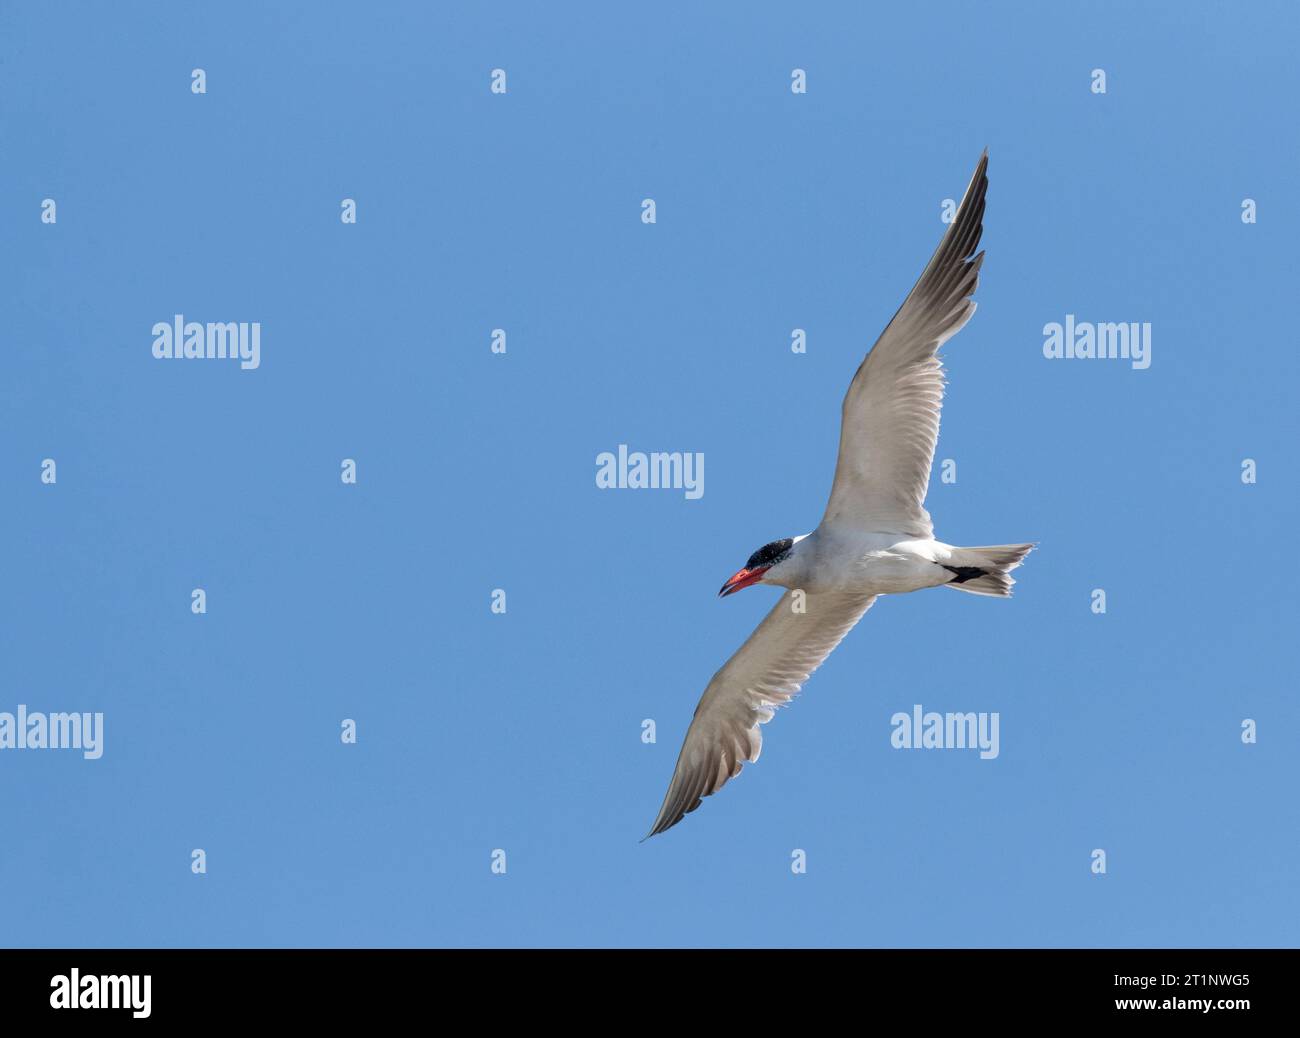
[718,537,795,597]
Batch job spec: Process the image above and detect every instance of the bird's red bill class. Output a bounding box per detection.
[718,566,769,597]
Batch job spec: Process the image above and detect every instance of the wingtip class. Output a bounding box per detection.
[642,812,681,841]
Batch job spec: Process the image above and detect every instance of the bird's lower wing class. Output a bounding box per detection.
[821,150,988,536]
[645,590,877,838]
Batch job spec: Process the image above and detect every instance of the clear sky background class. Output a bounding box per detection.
[1,1,1296,947]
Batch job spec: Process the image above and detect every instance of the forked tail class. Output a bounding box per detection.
[943,543,1036,597]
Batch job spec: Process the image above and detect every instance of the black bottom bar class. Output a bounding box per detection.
[0,948,1285,1024]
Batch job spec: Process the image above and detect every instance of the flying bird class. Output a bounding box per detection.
[646,151,1032,838]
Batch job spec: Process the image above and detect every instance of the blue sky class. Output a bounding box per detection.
[1,1,1297,947]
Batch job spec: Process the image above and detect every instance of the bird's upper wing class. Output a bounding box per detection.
[821,151,988,537]
[646,590,877,838]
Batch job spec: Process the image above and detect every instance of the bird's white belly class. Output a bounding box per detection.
[803,532,955,596]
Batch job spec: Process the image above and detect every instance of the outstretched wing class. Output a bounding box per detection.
[821,150,988,537]
[646,591,876,838]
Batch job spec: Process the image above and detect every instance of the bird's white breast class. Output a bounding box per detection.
[789,526,955,596]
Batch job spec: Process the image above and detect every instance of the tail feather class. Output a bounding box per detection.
[944,543,1035,597]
